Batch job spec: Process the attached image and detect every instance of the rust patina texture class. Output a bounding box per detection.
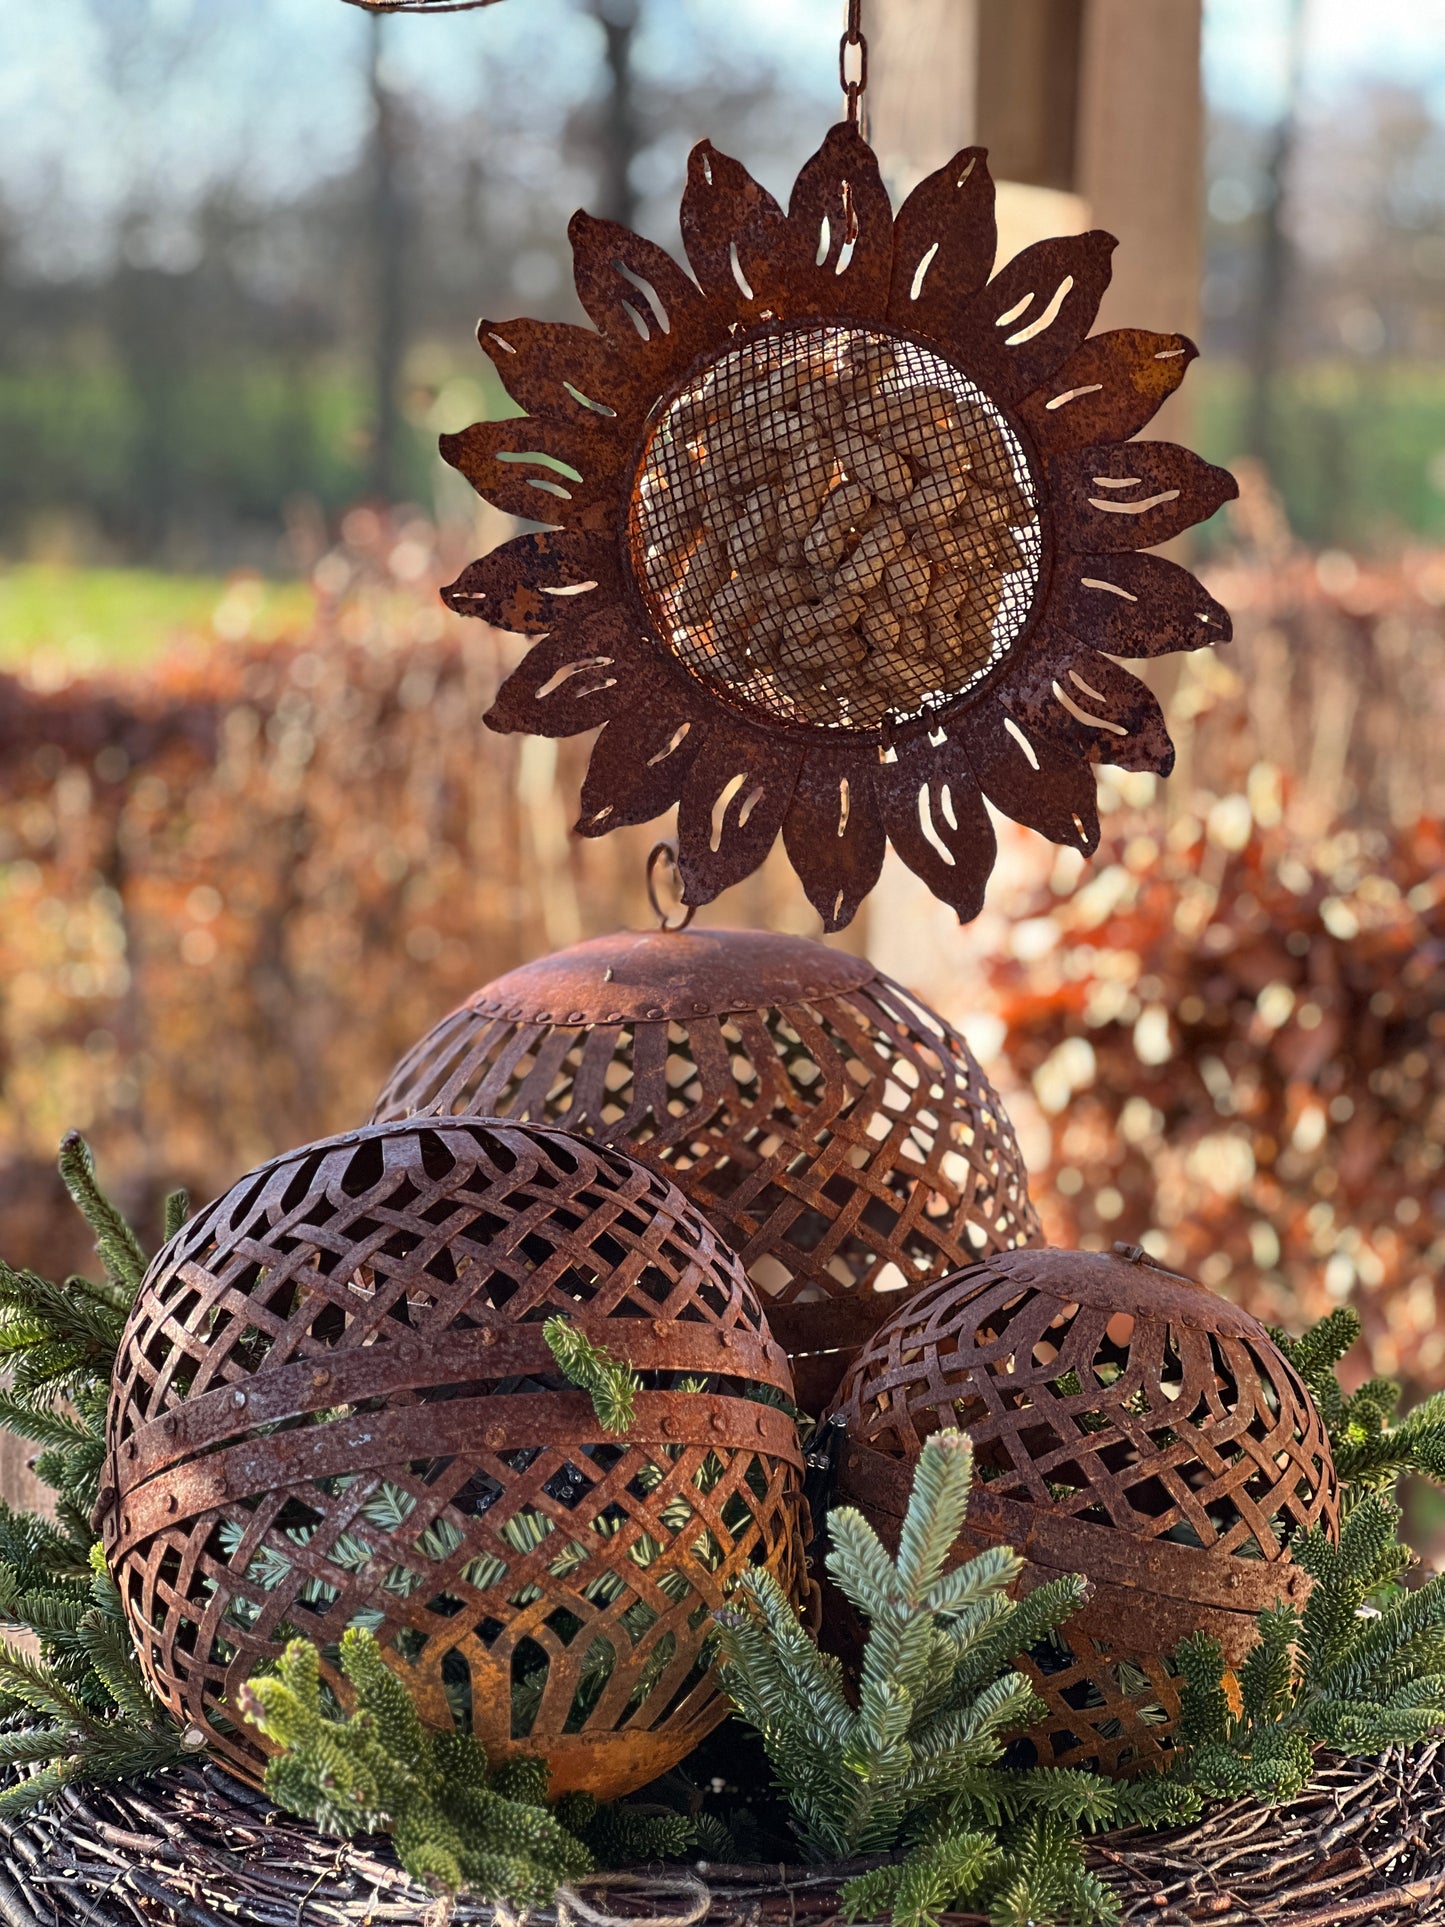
[826,1245,1338,1775]
[340,2,504,13]
[370,927,1042,1412]
[441,123,1237,927]
[100,1118,807,1798]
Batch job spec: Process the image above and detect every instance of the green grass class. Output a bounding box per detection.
[0,354,1438,676]
[0,364,380,536]
[0,351,511,553]
[0,565,314,671]
[1191,359,1445,549]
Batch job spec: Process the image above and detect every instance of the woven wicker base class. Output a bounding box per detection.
[4,1750,1444,1927]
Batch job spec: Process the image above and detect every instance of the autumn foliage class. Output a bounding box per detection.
[0,512,686,1271]
[986,802,1445,1391]
[2,490,1445,1412]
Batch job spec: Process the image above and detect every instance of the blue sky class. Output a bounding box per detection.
[0,0,838,269]
[0,0,1441,271]
[1204,0,1445,120]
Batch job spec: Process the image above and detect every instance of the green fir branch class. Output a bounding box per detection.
[1175,1310,1445,1804]
[241,1627,593,1906]
[1270,1306,1445,1496]
[542,1316,640,1435]
[56,1132,147,1304]
[163,1189,191,1243]
[714,1428,1190,1926]
[842,1829,1002,1927]
[0,1136,188,1808]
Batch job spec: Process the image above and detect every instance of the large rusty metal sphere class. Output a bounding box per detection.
[826,1245,1338,1775]
[371,928,1041,1412]
[101,1117,807,1798]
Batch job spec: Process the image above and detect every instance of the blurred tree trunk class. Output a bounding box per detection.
[1245,0,1307,474]
[591,0,639,231]
[368,15,406,505]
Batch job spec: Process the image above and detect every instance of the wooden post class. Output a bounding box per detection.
[864,0,1205,987]
[1075,0,1204,384]
[976,0,1084,193]
[866,0,979,197]
[870,0,1203,380]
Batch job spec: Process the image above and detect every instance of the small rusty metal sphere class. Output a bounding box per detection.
[826,1245,1339,1775]
[101,1118,807,1798]
[371,928,1041,1413]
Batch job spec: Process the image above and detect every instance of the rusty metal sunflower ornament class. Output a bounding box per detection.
[442,18,1237,930]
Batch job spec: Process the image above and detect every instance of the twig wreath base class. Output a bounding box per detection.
[4,1748,1445,1927]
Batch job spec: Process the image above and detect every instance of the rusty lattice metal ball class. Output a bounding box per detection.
[100,1118,807,1798]
[826,1245,1339,1775]
[371,928,1041,1412]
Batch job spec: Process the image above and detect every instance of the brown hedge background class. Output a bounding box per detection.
[3,485,1444,1420]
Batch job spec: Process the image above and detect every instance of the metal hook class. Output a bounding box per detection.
[645,843,696,932]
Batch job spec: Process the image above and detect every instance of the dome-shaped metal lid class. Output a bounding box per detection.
[939,1243,1262,1338]
[464,927,877,1025]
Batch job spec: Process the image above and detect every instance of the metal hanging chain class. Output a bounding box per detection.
[839,0,868,130]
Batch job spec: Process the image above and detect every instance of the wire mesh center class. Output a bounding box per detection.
[627,325,1043,733]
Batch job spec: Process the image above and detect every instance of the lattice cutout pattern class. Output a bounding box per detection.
[838,1258,1333,1556]
[372,969,1041,1410]
[102,1119,807,1797]
[1018,1629,1179,1775]
[828,1247,1338,1773]
[628,325,1042,732]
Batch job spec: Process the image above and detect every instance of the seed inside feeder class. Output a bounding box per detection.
[628,324,1043,732]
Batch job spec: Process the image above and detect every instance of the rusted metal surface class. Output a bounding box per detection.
[407,926,875,1022]
[441,122,1237,928]
[340,2,504,12]
[371,929,1042,1413]
[101,1118,808,1799]
[826,1244,1338,1776]
[645,841,697,932]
